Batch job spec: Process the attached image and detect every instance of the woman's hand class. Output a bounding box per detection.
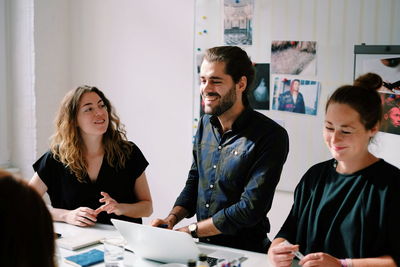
[268,240,297,267]
[299,252,341,267]
[64,207,97,227]
[95,192,123,216]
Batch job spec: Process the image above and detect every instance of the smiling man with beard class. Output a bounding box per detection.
[152,46,289,253]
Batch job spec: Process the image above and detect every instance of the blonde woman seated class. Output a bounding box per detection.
[30,86,152,227]
[268,84,400,267]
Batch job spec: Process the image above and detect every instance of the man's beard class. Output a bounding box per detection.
[203,85,237,116]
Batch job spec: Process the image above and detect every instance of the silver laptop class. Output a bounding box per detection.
[111,219,244,265]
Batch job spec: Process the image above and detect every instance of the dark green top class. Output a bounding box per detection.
[276,159,400,265]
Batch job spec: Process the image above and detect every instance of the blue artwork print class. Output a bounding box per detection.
[272,76,321,116]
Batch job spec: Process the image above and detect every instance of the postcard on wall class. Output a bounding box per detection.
[271,75,321,116]
[359,57,400,135]
[362,57,400,94]
[249,63,270,110]
[223,0,254,46]
[379,92,400,136]
[271,41,317,75]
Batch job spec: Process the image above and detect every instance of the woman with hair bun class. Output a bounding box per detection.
[353,72,383,91]
[268,83,400,267]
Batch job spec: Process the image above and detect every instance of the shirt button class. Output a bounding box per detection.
[213,165,217,169]
[218,146,222,150]
[209,184,214,189]
[205,203,210,208]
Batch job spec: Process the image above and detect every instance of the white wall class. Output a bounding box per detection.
[6,0,37,177]
[5,0,400,239]
[0,0,9,167]
[34,0,72,156]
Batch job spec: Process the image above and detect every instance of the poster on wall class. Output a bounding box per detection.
[271,76,321,116]
[353,45,400,171]
[380,92,400,135]
[362,57,400,89]
[223,0,254,46]
[248,63,270,110]
[358,56,400,135]
[271,41,317,75]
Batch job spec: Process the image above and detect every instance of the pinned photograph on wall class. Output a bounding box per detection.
[223,0,254,46]
[356,56,400,135]
[379,92,400,135]
[271,41,317,75]
[271,76,321,116]
[248,63,270,110]
[363,57,400,94]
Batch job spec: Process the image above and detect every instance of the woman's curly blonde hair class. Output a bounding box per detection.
[50,85,132,182]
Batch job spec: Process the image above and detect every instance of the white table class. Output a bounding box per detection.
[54,222,274,267]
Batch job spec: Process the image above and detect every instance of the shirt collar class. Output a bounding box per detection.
[209,107,253,132]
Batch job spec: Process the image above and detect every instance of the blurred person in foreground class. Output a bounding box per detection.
[0,169,56,267]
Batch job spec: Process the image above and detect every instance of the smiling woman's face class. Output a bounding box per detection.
[77,92,109,138]
[323,103,376,163]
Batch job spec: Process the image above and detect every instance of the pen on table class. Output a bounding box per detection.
[293,250,304,260]
[281,240,304,260]
[124,247,134,253]
[158,224,168,228]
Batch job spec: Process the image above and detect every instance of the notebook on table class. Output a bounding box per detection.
[57,233,104,250]
[64,249,104,267]
[111,219,245,265]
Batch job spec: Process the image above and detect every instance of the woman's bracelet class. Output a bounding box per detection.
[346,258,353,267]
[340,258,353,267]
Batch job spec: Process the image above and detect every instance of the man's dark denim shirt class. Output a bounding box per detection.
[174,108,289,252]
